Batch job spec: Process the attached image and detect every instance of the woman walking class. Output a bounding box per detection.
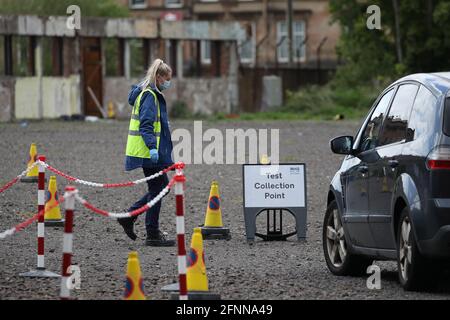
[118,59,175,247]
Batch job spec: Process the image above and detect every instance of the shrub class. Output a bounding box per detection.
[169,101,192,119]
[280,83,387,120]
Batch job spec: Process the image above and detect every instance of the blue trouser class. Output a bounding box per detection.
[129,167,169,233]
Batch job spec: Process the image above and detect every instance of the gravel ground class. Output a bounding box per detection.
[0,119,449,300]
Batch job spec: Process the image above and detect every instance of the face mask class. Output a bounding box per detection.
[160,80,171,91]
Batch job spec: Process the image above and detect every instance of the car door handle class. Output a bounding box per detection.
[358,166,368,174]
[388,160,399,168]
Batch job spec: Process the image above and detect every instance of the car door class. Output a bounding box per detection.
[368,83,419,249]
[342,88,395,248]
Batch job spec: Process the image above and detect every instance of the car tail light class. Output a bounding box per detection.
[427,145,450,170]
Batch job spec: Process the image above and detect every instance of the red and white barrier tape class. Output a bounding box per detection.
[0,161,39,194]
[0,197,65,240]
[39,161,184,189]
[0,175,175,238]
[0,161,185,239]
[74,177,176,219]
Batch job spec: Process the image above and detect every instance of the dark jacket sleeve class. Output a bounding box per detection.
[139,92,158,150]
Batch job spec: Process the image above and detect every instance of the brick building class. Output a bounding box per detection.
[117,0,340,111]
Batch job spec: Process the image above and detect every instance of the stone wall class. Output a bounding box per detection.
[103,77,139,119]
[0,75,81,121]
[0,75,231,122]
[165,78,231,115]
[0,78,15,122]
[104,77,232,119]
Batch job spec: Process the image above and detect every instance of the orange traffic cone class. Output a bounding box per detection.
[161,228,221,300]
[124,251,146,300]
[187,228,208,291]
[20,143,39,183]
[200,181,231,240]
[44,176,65,227]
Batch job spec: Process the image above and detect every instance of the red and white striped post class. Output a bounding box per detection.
[20,155,59,278]
[60,186,76,300]
[37,155,46,270]
[175,169,188,300]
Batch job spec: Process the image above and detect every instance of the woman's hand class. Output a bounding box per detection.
[150,149,159,163]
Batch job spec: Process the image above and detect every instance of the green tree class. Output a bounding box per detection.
[330,0,450,86]
[0,0,129,17]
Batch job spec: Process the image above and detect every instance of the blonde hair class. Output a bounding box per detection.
[140,59,172,89]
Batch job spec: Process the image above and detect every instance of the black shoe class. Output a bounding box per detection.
[117,217,137,241]
[145,230,176,247]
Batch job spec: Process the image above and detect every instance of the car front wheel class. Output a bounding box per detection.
[323,199,372,276]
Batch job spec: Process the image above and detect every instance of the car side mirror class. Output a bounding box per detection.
[330,136,354,155]
[406,128,415,142]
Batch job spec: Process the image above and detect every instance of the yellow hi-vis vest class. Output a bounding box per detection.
[125,88,161,159]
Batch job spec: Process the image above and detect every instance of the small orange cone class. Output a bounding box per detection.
[124,251,146,300]
[20,143,39,183]
[200,181,231,240]
[259,154,271,165]
[107,101,116,119]
[44,176,64,227]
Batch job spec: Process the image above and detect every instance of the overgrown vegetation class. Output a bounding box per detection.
[279,0,450,121]
[279,84,385,120]
[0,0,129,17]
[330,0,450,87]
[169,101,192,119]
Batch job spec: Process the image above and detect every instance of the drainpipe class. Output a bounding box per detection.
[316,37,327,85]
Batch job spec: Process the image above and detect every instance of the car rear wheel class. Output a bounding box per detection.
[323,200,372,276]
[397,208,440,291]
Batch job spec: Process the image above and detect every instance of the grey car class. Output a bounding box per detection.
[324,72,450,291]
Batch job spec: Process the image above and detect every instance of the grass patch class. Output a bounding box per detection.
[214,84,384,121]
[169,83,385,121]
[279,84,383,120]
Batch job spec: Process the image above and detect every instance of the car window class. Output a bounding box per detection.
[408,85,438,141]
[378,84,419,146]
[358,89,394,152]
[443,97,450,136]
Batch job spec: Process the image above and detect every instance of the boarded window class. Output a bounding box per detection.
[42,37,63,76]
[0,36,4,75]
[12,36,32,76]
[129,39,145,78]
[201,40,211,64]
[104,38,123,76]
